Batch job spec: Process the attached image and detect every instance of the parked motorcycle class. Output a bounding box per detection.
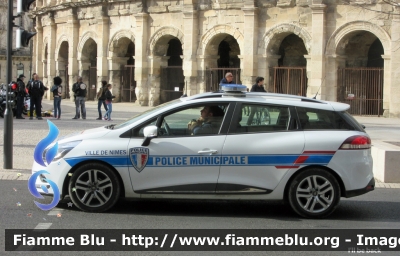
[0,82,17,118]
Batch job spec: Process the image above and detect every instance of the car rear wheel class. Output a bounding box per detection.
[68,163,121,212]
[288,168,341,218]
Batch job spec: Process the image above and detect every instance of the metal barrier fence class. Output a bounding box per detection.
[337,67,383,116]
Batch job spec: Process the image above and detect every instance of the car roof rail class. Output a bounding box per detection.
[183,90,326,104]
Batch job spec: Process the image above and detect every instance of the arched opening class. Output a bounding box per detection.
[336,31,384,116]
[110,37,136,102]
[204,34,241,91]
[157,37,184,104]
[58,41,69,98]
[278,34,307,67]
[271,34,308,96]
[81,38,97,100]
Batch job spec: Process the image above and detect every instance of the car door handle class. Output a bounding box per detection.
[198,150,218,155]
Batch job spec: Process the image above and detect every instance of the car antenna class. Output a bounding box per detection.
[312,76,325,99]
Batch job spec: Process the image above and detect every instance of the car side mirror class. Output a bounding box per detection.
[142,125,158,146]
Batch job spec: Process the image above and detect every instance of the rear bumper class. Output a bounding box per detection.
[344,177,375,198]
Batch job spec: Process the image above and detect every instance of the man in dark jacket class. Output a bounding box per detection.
[219,72,236,88]
[16,74,26,119]
[250,77,267,92]
[96,80,108,120]
[72,76,87,119]
[27,74,45,120]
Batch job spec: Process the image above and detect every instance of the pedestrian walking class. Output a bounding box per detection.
[103,84,115,121]
[27,74,45,120]
[16,74,26,119]
[51,76,62,119]
[96,80,108,120]
[72,76,87,119]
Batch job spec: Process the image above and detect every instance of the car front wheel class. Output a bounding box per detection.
[68,163,121,212]
[288,168,341,218]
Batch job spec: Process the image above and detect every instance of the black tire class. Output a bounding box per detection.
[68,162,121,212]
[288,168,341,218]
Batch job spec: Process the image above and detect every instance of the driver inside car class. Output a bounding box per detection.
[187,106,225,135]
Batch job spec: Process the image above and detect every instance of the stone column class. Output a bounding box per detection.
[263,54,281,92]
[148,56,169,106]
[108,57,129,102]
[183,3,199,96]
[96,11,110,98]
[46,12,56,100]
[241,1,258,87]
[197,55,219,92]
[389,6,400,118]
[34,17,43,79]
[325,54,346,102]
[134,13,149,106]
[382,55,391,117]
[67,8,79,101]
[308,2,326,99]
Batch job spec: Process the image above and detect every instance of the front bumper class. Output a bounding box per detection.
[344,177,375,198]
[31,159,72,197]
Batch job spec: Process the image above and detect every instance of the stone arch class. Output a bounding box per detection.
[325,21,391,56]
[55,35,70,59]
[198,24,244,56]
[148,26,184,56]
[259,23,311,55]
[108,29,136,55]
[77,31,98,60]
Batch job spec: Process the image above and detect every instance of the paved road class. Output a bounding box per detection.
[1,180,400,255]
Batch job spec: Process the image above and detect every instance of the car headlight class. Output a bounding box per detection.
[43,140,82,163]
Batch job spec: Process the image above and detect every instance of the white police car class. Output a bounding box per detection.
[32,85,374,218]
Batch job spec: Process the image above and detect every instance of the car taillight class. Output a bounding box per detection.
[339,135,371,150]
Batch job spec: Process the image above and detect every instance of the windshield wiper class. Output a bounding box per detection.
[105,124,116,129]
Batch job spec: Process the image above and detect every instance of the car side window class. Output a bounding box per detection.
[236,104,290,133]
[159,104,228,137]
[296,107,355,130]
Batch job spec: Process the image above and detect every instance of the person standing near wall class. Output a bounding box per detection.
[96,80,108,120]
[250,77,267,92]
[72,76,87,119]
[51,76,63,119]
[103,84,115,121]
[16,74,26,119]
[27,74,45,120]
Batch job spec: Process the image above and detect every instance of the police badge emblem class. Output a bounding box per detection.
[129,147,149,172]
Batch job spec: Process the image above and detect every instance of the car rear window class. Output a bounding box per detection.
[296,107,356,130]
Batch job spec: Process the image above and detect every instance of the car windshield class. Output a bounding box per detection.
[112,99,181,130]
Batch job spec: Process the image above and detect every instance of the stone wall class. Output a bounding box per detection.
[29,0,400,117]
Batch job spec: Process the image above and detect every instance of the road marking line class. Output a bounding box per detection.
[48,208,64,215]
[34,223,52,230]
